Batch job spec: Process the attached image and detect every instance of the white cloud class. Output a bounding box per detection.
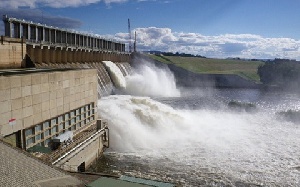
[0,0,128,9]
[111,27,300,60]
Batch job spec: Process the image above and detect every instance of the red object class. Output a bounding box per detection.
[9,118,16,122]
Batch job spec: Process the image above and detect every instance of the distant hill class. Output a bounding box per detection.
[147,54,264,83]
[131,53,262,88]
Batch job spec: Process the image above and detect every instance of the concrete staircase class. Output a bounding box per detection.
[0,141,82,187]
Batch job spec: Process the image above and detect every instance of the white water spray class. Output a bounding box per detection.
[102,61,126,88]
[124,62,180,97]
[97,60,300,186]
[98,95,300,186]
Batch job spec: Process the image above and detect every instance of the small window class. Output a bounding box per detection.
[25,128,33,137]
[76,123,81,129]
[43,121,50,129]
[26,137,35,146]
[35,134,42,141]
[58,116,63,123]
[71,111,75,117]
[65,113,69,120]
[51,126,57,135]
[71,118,76,125]
[35,124,42,133]
[44,129,51,137]
[51,118,57,126]
[59,123,64,131]
[65,121,70,127]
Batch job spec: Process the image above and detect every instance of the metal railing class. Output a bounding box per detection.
[52,127,107,165]
[41,124,98,162]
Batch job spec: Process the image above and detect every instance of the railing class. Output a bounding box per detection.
[25,39,127,54]
[52,127,107,166]
[40,124,99,162]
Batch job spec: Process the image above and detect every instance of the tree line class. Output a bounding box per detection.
[257,59,300,89]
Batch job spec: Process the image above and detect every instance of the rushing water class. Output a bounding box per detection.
[90,61,300,187]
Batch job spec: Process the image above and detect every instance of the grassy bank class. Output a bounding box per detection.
[148,54,264,82]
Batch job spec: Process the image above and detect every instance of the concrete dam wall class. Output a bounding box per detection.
[0,16,132,173]
[1,15,132,97]
[34,61,132,98]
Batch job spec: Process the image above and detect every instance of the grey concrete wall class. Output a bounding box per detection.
[26,45,131,66]
[59,135,104,172]
[0,36,26,69]
[0,69,98,137]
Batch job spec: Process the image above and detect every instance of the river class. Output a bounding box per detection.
[90,61,300,187]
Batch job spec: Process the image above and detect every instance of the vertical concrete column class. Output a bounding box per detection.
[74,50,78,63]
[3,15,9,36]
[27,24,31,40]
[43,47,50,64]
[76,50,81,63]
[34,46,43,64]
[50,47,56,64]
[82,50,86,63]
[89,37,91,48]
[89,50,93,62]
[65,32,68,45]
[42,27,45,42]
[27,45,35,62]
[86,36,89,48]
[35,26,38,42]
[61,49,67,63]
[104,52,108,61]
[92,51,95,62]
[74,34,77,46]
[67,49,73,63]
[56,47,62,63]
[94,52,98,62]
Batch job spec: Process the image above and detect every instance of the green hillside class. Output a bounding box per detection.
[148,54,264,82]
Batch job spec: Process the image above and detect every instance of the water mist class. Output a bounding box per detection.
[97,60,300,186]
[119,59,180,97]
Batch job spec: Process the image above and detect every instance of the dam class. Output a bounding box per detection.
[0,14,132,181]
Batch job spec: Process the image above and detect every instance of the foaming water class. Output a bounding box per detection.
[123,62,180,97]
[97,94,300,186]
[102,61,126,88]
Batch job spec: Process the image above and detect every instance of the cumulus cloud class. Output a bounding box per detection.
[0,0,128,9]
[112,27,300,60]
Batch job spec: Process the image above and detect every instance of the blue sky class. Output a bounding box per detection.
[1,0,300,59]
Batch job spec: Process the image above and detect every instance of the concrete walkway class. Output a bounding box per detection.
[0,141,83,187]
